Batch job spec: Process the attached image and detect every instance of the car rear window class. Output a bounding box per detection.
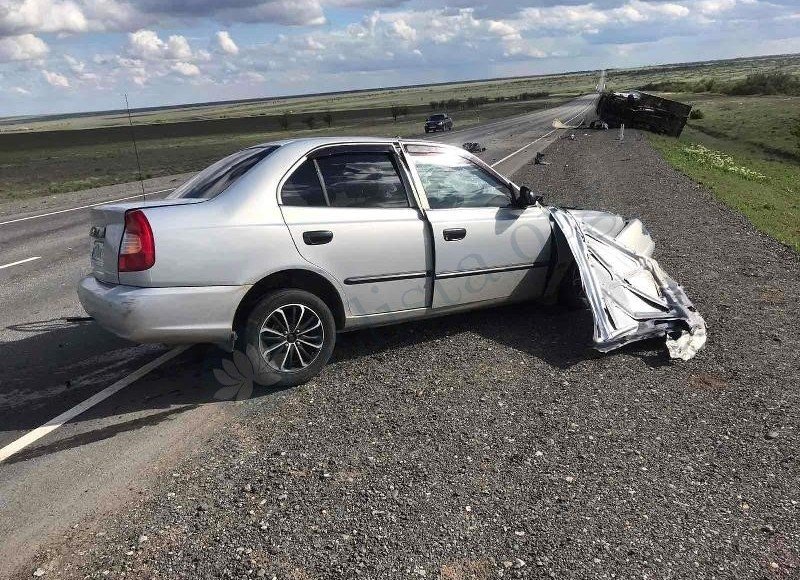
[168,145,279,200]
[281,160,326,206]
[281,152,409,209]
[317,153,408,208]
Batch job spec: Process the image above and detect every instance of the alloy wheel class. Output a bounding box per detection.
[259,304,324,372]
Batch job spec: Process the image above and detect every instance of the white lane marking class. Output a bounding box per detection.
[0,256,41,270]
[0,188,175,227]
[0,345,191,464]
[491,102,595,168]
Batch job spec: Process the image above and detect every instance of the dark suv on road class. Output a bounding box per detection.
[424,113,453,133]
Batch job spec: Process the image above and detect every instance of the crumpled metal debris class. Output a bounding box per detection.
[553,118,582,129]
[462,142,486,153]
[534,152,550,165]
[548,207,707,360]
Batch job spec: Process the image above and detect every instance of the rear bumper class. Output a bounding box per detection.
[77,276,250,344]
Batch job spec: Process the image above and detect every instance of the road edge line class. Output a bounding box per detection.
[0,345,191,464]
[0,256,41,270]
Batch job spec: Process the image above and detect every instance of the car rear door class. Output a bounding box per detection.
[403,144,552,309]
[279,144,431,317]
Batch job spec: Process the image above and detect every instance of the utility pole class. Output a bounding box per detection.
[124,94,146,201]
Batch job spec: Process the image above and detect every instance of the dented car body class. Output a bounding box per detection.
[548,208,706,360]
[78,137,705,387]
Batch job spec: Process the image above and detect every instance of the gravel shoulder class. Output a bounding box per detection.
[17,130,799,579]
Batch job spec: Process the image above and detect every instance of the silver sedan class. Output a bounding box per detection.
[78,137,655,386]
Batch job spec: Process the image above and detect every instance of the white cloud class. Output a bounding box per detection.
[0,0,88,35]
[64,54,85,72]
[0,33,48,61]
[171,61,200,76]
[10,85,31,94]
[697,0,737,15]
[128,29,195,60]
[487,20,520,39]
[127,29,166,59]
[166,34,192,59]
[63,54,101,81]
[42,69,70,87]
[216,30,239,55]
[389,19,416,42]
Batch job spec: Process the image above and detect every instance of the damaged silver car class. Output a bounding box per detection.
[78,137,705,387]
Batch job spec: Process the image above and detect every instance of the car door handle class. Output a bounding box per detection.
[443,228,466,241]
[302,230,333,245]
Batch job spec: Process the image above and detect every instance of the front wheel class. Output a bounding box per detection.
[558,263,589,311]
[243,289,336,388]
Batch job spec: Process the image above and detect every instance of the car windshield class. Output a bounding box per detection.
[167,145,279,199]
[428,115,446,121]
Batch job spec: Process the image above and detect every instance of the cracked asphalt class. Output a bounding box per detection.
[16,129,800,579]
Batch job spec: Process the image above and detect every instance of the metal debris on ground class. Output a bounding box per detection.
[548,207,707,360]
[461,142,486,153]
[589,120,609,130]
[534,152,550,165]
[596,90,692,137]
[552,118,582,129]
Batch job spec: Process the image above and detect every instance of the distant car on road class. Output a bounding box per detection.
[424,113,453,133]
[78,137,647,387]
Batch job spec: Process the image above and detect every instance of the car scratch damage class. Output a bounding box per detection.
[548,207,707,360]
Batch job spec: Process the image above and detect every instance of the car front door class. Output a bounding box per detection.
[404,144,552,309]
[279,144,431,317]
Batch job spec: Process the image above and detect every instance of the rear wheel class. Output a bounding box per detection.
[243,289,336,387]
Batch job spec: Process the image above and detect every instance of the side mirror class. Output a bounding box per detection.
[517,186,543,207]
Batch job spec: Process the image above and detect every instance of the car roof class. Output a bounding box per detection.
[249,136,461,154]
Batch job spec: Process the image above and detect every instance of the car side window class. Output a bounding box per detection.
[281,160,326,206]
[408,150,512,209]
[316,153,409,208]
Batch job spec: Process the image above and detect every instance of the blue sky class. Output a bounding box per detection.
[1,0,799,116]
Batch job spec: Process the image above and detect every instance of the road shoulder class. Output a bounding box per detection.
[9,128,800,580]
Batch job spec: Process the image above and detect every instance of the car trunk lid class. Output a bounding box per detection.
[89,199,204,284]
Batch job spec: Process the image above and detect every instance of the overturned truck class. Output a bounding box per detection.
[596,91,692,137]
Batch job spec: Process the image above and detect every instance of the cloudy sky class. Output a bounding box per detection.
[1,0,799,116]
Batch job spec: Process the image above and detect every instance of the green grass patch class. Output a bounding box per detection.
[649,128,799,251]
[0,97,567,202]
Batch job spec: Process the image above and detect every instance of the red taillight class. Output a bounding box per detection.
[118,209,155,272]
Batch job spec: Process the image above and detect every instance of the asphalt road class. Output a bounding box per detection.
[0,92,598,577]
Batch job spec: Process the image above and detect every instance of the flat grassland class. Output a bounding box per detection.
[607,54,799,251]
[0,72,596,202]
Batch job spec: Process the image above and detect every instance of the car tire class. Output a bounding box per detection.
[242,289,336,388]
[558,263,589,311]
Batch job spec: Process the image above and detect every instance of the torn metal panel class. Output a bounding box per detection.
[548,207,706,360]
